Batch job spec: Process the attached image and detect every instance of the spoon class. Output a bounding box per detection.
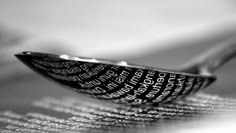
[15,39,236,106]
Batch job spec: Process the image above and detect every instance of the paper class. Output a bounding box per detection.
[1,93,236,133]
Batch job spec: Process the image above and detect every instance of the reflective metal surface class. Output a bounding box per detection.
[15,52,216,106]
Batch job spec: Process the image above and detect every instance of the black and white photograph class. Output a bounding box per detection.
[0,0,236,133]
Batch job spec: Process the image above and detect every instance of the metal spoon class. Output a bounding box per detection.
[15,39,236,106]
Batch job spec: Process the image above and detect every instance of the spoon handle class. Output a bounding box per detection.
[181,37,236,75]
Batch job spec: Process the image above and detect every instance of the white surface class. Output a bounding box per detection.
[0,0,236,58]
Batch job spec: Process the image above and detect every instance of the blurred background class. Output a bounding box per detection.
[0,0,236,132]
[0,0,236,57]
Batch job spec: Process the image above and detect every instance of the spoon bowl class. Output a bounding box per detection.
[15,38,236,106]
[15,51,216,106]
